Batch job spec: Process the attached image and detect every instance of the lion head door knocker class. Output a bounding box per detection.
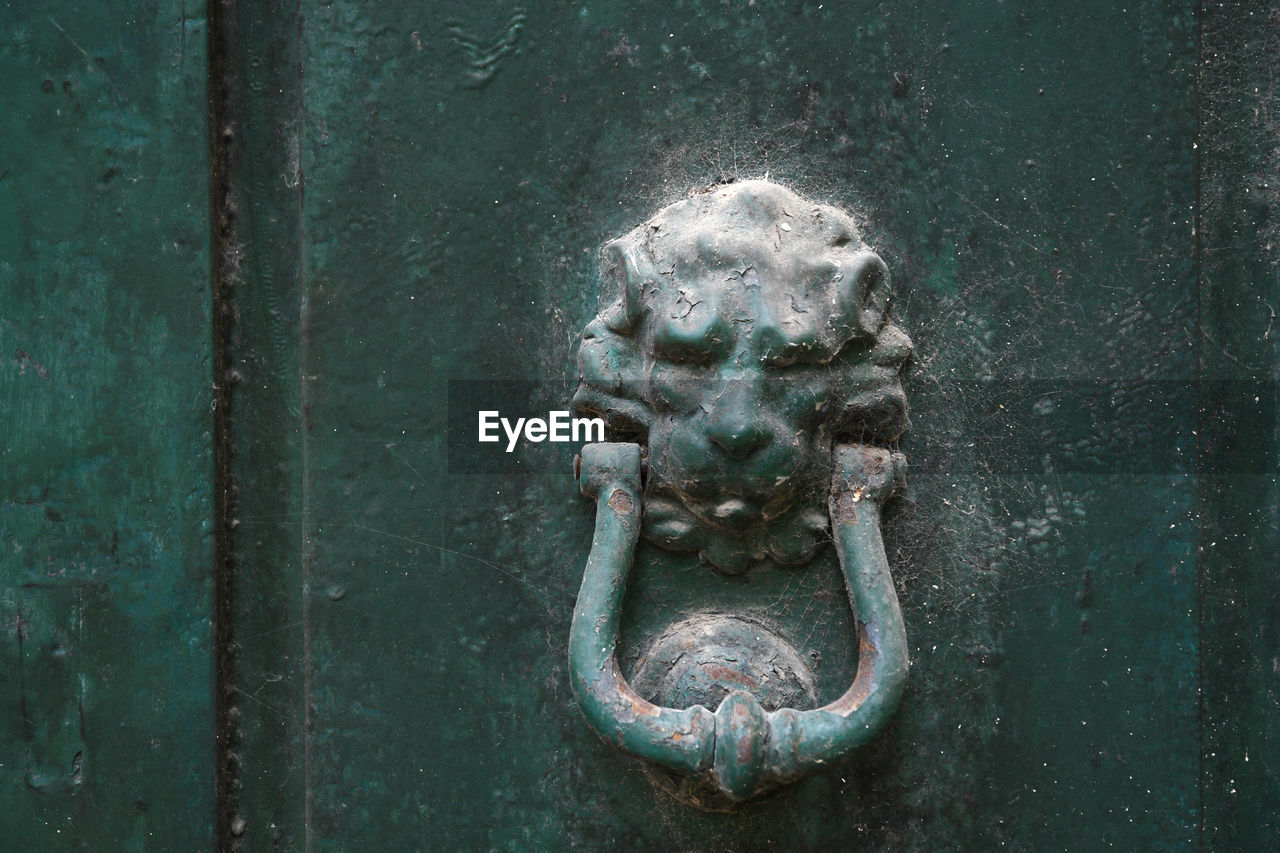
[567,181,913,809]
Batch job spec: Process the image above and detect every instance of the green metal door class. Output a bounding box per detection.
[2,0,1277,849]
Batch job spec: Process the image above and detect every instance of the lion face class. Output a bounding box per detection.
[573,181,911,573]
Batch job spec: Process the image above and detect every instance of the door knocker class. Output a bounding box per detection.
[568,181,913,809]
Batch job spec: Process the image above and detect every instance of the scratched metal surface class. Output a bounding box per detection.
[0,1,215,847]
[1198,4,1280,847]
[218,0,1278,850]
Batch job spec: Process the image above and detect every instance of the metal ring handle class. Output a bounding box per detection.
[568,441,910,802]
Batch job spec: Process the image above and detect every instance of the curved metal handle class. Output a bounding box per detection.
[568,441,909,802]
[567,443,715,776]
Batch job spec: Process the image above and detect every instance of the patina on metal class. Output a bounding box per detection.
[568,181,913,808]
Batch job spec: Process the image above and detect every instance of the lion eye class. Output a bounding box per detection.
[646,360,707,415]
[651,313,730,366]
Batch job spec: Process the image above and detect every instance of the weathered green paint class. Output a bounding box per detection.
[569,441,910,806]
[569,442,716,778]
[571,180,912,575]
[0,0,1273,849]
[1199,0,1280,846]
[212,0,1279,849]
[773,444,910,778]
[210,0,310,845]
[0,0,214,847]
[564,180,914,806]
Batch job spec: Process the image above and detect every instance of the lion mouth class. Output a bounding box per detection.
[695,497,760,531]
[648,486,795,533]
[640,490,832,574]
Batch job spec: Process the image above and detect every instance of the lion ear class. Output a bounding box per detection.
[831,251,890,342]
[598,239,648,334]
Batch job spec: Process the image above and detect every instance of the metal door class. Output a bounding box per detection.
[2,1,1277,849]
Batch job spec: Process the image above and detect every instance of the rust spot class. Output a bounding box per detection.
[608,489,634,515]
[607,665,661,718]
[827,623,876,713]
[857,622,875,658]
[833,491,860,522]
[701,664,759,690]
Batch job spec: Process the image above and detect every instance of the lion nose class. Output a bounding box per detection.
[707,416,770,459]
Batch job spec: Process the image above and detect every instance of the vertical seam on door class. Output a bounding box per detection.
[208,0,240,848]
